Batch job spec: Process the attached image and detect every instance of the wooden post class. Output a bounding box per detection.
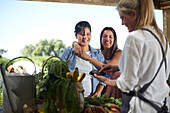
[163,9,170,42]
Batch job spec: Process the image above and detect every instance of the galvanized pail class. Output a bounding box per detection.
[1,57,36,113]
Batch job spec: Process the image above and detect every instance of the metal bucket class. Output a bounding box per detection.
[0,57,36,113]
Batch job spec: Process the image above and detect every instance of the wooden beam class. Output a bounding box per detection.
[23,0,170,9]
[160,0,170,9]
[23,0,120,6]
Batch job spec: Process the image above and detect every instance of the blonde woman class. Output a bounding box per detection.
[95,0,170,112]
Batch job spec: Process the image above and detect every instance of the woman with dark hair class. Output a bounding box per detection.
[99,27,122,98]
[61,21,106,97]
[100,27,121,65]
[73,27,122,98]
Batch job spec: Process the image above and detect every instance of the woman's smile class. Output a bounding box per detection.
[102,30,114,49]
[76,27,91,46]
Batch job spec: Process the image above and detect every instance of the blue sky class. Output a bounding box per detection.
[0,0,163,59]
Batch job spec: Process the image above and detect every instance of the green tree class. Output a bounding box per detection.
[22,39,68,57]
[53,40,66,56]
[0,49,8,58]
[22,45,34,57]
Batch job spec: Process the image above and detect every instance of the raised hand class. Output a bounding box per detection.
[74,42,83,57]
[100,64,119,75]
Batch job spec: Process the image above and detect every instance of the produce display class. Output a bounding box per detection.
[35,57,122,113]
[36,59,81,113]
[83,93,121,113]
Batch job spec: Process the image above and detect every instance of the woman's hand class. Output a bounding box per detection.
[99,64,119,75]
[112,71,121,79]
[79,51,90,61]
[73,42,89,60]
[94,74,117,86]
[73,42,83,57]
[94,74,108,83]
[73,42,90,60]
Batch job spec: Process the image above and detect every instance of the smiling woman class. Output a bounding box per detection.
[74,21,91,48]
[60,21,106,98]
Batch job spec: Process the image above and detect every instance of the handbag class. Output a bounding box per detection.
[120,28,169,113]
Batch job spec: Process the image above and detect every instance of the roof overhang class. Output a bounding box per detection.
[23,0,170,10]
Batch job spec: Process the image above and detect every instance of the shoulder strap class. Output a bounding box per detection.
[138,28,168,94]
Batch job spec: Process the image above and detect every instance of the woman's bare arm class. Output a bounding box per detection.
[73,41,104,70]
[108,50,122,65]
[86,56,104,70]
[91,84,105,97]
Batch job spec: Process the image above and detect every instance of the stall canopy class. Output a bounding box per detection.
[23,0,170,9]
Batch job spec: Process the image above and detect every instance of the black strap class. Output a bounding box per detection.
[137,91,168,112]
[141,28,168,73]
[139,28,168,94]
[124,91,168,112]
[137,92,162,111]
[136,28,168,112]
[126,28,169,112]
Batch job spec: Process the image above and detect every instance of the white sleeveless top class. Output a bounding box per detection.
[75,51,93,97]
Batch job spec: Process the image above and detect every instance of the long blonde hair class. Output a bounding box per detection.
[116,0,165,49]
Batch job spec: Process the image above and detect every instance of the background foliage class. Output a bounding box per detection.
[0,49,7,58]
[21,39,70,57]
